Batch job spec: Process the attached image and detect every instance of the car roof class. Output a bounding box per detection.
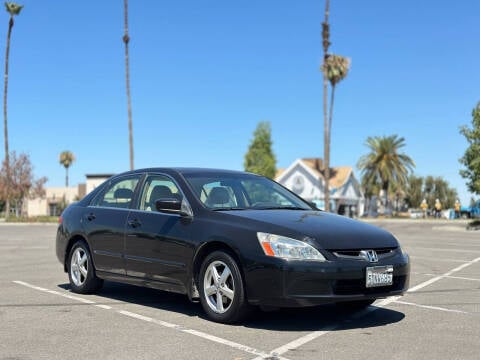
[117,167,259,177]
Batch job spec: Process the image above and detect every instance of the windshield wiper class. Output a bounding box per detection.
[253,206,308,210]
[212,207,247,211]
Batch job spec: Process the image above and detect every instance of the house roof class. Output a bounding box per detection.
[276,158,353,189]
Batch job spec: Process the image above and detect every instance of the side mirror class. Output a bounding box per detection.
[154,198,192,217]
[308,201,319,210]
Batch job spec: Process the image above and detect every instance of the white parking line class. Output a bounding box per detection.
[252,256,480,359]
[95,304,112,310]
[12,281,285,360]
[416,273,480,282]
[394,300,469,314]
[408,257,480,293]
[12,281,48,292]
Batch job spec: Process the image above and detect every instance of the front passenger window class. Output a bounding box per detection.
[139,176,182,211]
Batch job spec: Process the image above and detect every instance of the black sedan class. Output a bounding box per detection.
[56,168,410,323]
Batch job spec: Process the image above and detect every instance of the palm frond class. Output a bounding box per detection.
[4,2,22,16]
[321,54,350,87]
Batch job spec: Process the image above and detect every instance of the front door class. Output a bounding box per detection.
[125,174,193,289]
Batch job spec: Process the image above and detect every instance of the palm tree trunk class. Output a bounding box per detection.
[65,166,69,187]
[325,84,336,212]
[383,180,389,215]
[323,76,330,211]
[123,0,134,170]
[328,85,335,139]
[3,17,13,220]
[322,0,331,212]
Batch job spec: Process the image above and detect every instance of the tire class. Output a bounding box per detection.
[199,251,251,323]
[68,240,103,294]
[336,299,375,311]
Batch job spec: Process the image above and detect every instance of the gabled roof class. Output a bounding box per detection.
[276,158,353,190]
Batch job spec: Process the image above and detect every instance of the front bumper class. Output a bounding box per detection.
[244,250,410,307]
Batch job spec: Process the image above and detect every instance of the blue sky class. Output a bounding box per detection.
[2,0,479,204]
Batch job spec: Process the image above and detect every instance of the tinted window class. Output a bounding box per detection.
[184,173,311,210]
[91,176,140,209]
[138,175,182,211]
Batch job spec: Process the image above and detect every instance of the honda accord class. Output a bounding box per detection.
[56,168,410,323]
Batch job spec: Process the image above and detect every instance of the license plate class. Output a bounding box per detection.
[366,265,393,288]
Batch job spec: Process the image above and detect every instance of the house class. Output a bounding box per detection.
[275,158,364,216]
[25,173,113,217]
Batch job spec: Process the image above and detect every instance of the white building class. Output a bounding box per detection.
[275,158,364,216]
[25,173,113,217]
[85,174,114,194]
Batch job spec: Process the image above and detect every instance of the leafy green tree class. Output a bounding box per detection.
[2,2,23,219]
[361,176,380,215]
[244,122,276,179]
[123,0,134,170]
[459,102,480,195]
[321,0,350,212]
[405,175,424,208]
[357,135,415,213]
[423,176,457,209]
[59,151,75,187]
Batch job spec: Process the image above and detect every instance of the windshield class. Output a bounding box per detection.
[183,172,312,211]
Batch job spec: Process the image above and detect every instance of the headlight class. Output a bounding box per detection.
[399,246,409,257]
[257,232,326,261]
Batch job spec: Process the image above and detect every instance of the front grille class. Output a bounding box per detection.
[334,275,407,295]
[332,247,397,260]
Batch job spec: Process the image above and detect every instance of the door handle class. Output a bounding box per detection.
[86,213,96,221]
[128,219,141,228]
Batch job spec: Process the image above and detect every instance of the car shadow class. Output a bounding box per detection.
[57,281,405,331]
[57,281,202,317]
[242,304,404,332]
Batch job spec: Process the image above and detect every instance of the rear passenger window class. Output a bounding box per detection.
[91,176,139,209]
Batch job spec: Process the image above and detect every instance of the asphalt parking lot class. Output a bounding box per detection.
[1,220,479,359]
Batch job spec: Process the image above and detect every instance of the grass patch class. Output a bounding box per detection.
[5,216,59,223]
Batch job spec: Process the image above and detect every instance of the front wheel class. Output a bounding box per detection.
[68,240,103,294]
[199,251,251,323]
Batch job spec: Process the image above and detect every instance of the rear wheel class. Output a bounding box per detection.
[68,240,103,294]
[199,251,250,323]
[336,299,375,311]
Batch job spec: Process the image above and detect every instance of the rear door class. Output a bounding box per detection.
[84,174,141,275]
[125,174,193,289]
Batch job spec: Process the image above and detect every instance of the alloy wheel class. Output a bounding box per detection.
[70,247,88,287]
[203,260,235,314]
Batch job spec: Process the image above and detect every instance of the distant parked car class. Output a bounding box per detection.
[409,209,424,219]
[56,168,410,323]
[460,201,480,219]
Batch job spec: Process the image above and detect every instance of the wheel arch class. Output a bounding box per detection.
[64,234,91,272]
[190,241,246,298]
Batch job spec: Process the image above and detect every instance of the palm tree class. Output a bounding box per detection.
[123,0,134,170]
[3,2,23,220]
[321,1,350,212]
[59,151,75,187]
[321,0,330,211]
[357,135,415,214]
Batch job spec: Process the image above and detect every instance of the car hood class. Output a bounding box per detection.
[224,210,399,250]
